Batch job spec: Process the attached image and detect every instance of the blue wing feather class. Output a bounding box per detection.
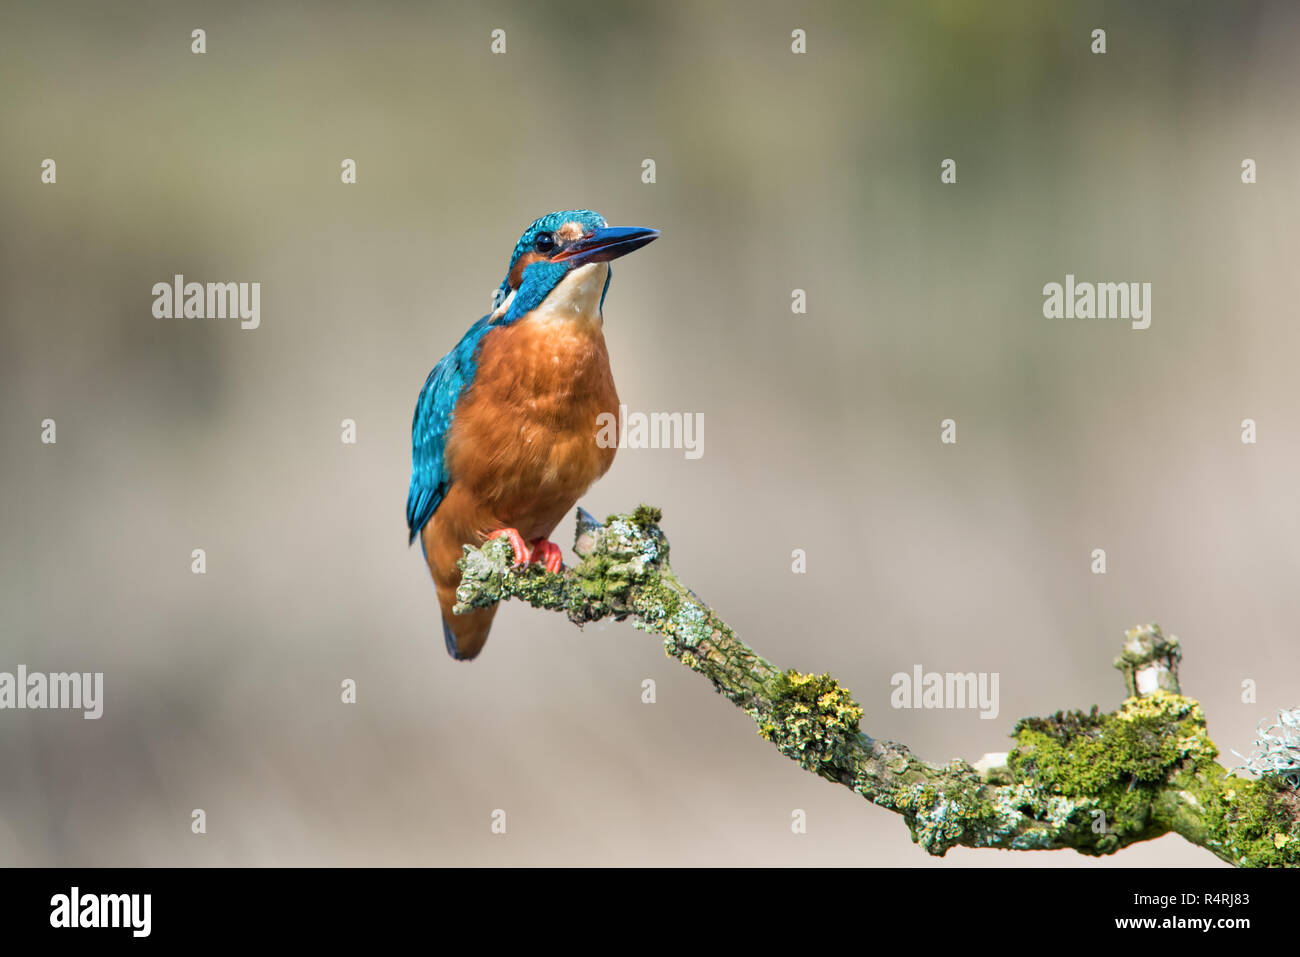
[406,315,494,544]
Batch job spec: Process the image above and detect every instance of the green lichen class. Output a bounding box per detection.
[1007,691,1221,853]
[629,504,663,530]
[870,691,1299,863]
[756,671,865,775]
[632,572,687,634]
[1012,692,1214,787]
[456,506,674,625]
[1015,705,1106,739]
[1196,772,1300,867]
[863,756,1017,855]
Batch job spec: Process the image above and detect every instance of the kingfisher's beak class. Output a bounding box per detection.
[552,226,659,266]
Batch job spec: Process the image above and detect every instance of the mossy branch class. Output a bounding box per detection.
[455,507,1300,867]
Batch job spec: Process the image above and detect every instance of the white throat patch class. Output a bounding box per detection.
[533,262,609,325]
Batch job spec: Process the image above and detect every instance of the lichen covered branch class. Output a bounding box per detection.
[455,507,1299,867]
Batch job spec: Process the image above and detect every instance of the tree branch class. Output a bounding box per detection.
[455,506,1299,867]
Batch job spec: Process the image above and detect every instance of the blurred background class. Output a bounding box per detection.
[1,0,1297,866]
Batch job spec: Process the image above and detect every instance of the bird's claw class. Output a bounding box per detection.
[487,527,532,568]
[530,539,564,574]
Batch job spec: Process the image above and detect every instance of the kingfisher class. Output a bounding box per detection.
[407,210,659,661]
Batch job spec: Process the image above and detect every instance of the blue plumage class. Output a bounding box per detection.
[406,316,489,544]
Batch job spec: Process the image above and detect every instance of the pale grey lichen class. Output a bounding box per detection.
[1233,708,1300,790]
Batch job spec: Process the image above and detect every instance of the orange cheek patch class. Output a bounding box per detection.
[508,251,545,289]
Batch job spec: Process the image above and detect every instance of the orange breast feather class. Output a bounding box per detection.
[420,313,618,656]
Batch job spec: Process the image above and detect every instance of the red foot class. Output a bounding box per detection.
[530,539,564,574]
[487,527,531,567]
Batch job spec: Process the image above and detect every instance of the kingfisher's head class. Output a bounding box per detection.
[491,209,658,324]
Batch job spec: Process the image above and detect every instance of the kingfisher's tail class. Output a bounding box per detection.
[438,603,498,661]
[421,518,499,661]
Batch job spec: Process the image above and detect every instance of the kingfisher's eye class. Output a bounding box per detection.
[534,232,556,253]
